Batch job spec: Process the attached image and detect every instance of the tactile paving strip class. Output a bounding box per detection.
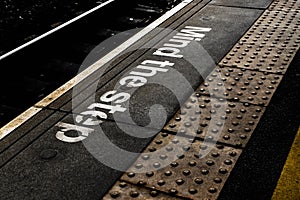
[164,94,265,147]
[197,66,283,106]
[255,10,300,29]
[241,11,300,47]
[220,42,299,74]
[268,0,300,11]
[120,132,242,200]
[103,181,183,200]
[220,10,300,74]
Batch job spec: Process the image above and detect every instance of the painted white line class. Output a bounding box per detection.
[0,0,115,61]
[0,0,194,140]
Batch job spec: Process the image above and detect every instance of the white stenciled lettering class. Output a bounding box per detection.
[55,122,94,143]
[164,39,191,48]
[130,65,169,77]
[177,32,205,40]
[153,47,183,58]
[141,60,174,67]
[153,26,211,58]
[119,75,147,87]
[100,90,130,104]
[177,26,211,39]
[88,103,127,113]
[175,26,211,41]
[76,110,107,125]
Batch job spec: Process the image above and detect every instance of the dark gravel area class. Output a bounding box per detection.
[0,0,108,55]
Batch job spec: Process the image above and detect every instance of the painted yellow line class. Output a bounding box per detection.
[272,127,300,200]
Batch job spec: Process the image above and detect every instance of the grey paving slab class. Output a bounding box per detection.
[189,5,263,62]
[0,112,158,200]
[210,0,273,9]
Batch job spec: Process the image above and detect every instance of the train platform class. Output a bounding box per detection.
[0,0,299,199]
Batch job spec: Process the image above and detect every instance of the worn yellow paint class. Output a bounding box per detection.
[272,127,300,200]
